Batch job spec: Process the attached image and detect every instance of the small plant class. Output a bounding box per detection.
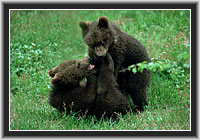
[126,50,190,91]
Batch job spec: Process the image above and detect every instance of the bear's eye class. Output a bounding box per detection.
[100,41,105,46]
[77,63,80,68]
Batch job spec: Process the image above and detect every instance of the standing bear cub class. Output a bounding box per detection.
[80,17,152,109]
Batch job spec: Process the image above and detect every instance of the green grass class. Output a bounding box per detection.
[10,10,190,130]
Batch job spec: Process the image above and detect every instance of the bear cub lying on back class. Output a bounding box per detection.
[48,57,97,113]
[80,17,152,110]
[48,56,135,118]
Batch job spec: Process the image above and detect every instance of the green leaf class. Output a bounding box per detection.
[132,67,137,74]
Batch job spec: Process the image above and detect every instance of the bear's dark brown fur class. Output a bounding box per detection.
[48,57,97,113]
[93,53,134,118]
[48,56,136,118]
[80,17,151,109]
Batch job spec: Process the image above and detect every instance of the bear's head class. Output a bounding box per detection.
[48,59,76,78]
[79,17,115,57]
[49,57,95,85]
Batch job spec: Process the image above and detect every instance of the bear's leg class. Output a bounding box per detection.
[94,54,131,118]
[49,93,65,113]
[128,69,151,111]
[130,88,148,111]
[114,62,122,80]
[84,74,98,105]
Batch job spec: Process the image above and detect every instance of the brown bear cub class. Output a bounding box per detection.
[48,56,136,118]
[93,53,135,118]
[80,17,152,110]
[48,57,97,114]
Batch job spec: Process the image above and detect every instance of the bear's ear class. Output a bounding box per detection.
[98,16,109,28]
[79,21,90,37]
[79,21,90,30]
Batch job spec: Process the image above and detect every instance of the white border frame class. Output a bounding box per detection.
[8,9,192,132]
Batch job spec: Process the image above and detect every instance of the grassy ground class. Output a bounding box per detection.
[10,10,190,130]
